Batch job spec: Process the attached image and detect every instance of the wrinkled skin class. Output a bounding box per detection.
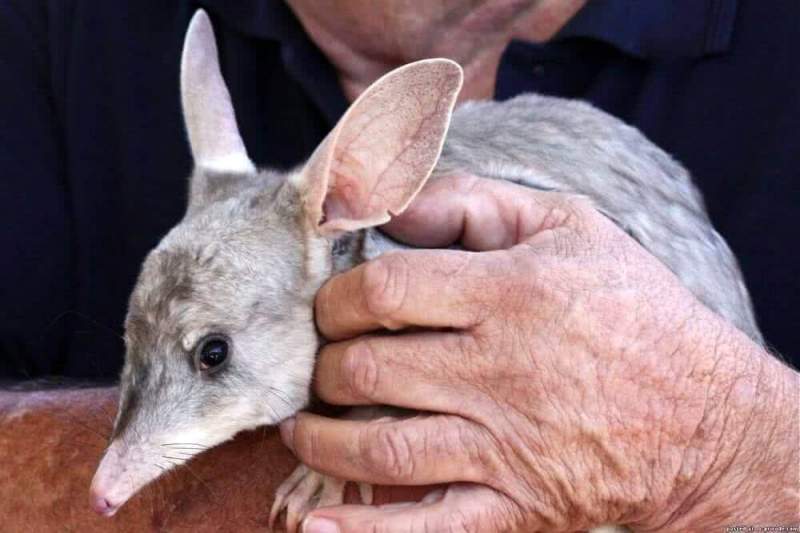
[287,0,587,102]
[282,176,800,532]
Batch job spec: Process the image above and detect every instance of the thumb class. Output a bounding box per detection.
[383,174,586,252]
[301,484,522,533]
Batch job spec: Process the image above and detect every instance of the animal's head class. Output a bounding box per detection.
[89,9,462,517]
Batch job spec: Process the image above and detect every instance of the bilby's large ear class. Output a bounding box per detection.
[297,59,463,235]
[181,10,255,209]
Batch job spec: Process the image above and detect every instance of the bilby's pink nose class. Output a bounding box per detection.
[90,489,119,517]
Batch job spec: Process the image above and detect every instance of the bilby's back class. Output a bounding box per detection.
[361,95,760,344]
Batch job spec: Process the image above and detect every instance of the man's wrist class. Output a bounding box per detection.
[722,355,800,525]
[652,325,799,530]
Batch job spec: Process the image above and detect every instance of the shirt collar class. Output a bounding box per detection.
[556,0,739,59]
[196,0,298,41]
[197,0,348,125]
[201,0,738,60]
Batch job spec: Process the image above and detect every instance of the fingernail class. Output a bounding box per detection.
[303,516,339,533]
[280,417,296,451]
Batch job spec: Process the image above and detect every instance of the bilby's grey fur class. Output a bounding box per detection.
[433,97,759,341]
[114,169,315,442]
[119,94,762,448]
[91,9,761,530]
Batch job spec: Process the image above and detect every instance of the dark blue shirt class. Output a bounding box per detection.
[1,0,797,379]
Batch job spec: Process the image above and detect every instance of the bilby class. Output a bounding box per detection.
[89,10,761,532]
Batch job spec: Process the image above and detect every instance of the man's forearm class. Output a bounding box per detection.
[0,387,298,531]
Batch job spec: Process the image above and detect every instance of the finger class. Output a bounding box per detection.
[383,174,586,250]
[315,248,501,340]
[281,413,492,487]
[314,331,474,411]
[302,483,520,533]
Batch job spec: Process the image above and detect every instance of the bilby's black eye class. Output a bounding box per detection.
[194,335,230,373]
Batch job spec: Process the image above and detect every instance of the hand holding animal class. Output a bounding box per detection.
[90,10,783,532]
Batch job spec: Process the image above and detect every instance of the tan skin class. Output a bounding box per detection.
[2,1,798,531]
[285,0,587,102]
[286,177,800,531]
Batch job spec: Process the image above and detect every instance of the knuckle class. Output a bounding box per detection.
[456,422,485,462]
[441,333,488,381]
[439,494,516,533]
[452,420,499,482]
[540,194,590,232]
[360,423,415,480]
[559,193,592,217]
[444,509,475,533]
[341,342,380,400]
[361,253,409,324]
[493,251,549,314]
[538,198,570,231]
[563,194,593,214]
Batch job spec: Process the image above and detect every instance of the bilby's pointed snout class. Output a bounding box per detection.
[89,439,157,517]
[90,442,125,517]
[89,486,120,517]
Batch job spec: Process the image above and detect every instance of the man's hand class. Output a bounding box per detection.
[282,176,800,532]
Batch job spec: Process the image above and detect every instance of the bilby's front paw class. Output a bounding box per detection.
[269,463,373,533]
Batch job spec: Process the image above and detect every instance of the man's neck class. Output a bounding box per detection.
[286,0,586,102]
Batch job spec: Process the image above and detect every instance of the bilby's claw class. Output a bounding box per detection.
[269,464,373,532]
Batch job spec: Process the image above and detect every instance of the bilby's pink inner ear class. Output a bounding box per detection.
[299,59,464,235]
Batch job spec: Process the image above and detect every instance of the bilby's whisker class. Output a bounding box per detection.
[267,387,293,410]
[160,456,216,500]
[169,453,198,459]
[57,411,110,442]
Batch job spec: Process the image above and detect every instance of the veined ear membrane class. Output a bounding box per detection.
[298,59,464,235]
